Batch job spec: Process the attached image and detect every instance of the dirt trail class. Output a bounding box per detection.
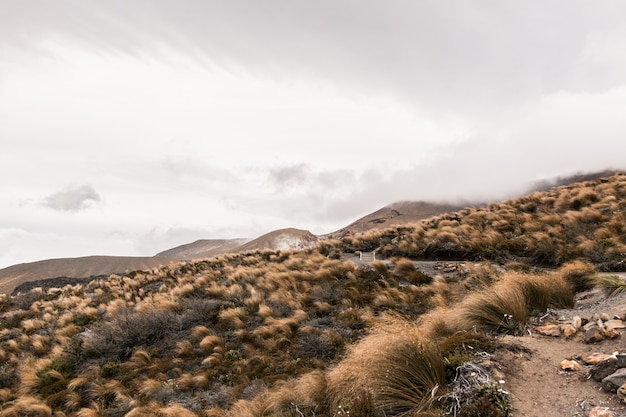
[495,289,626,417]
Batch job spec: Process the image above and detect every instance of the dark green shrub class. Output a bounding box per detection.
[458,384,512,417]
[101,362,121,378]
[439,332,496,380]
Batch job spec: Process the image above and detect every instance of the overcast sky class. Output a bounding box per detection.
[2,1,626,268]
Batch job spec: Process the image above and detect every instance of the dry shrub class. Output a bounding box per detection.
[558,260,596,292]
[0,395,52,417]
[458,272,574,334]
[229,370,327,417]
[326,316,446,416]
[592,274,626,296]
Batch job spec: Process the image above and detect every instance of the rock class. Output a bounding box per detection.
[572,315,583,330]
[588,406,614,417]
[584,326,606,343]
[605,319,626,330]
[562,323,577,338]
[536,324,561,337]
[618,383,626,404]
[604,328,621,339]
[560,359,581,371]
[589,355,626,381]
[581,352,614,365]
[601,313,611,322]
[601,368,626,392]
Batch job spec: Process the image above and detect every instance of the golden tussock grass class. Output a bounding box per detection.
[326,316,446,416]
[0,395,52,417]
[458,272,574,334]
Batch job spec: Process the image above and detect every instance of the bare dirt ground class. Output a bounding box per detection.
[496,287,626,417]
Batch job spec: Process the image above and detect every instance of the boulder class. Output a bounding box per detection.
[572,315,583,330]
[581,352,614,365]
[562,324,577,338]
[601,368,626,392]
[536,324,561,337]
[584,326,606,343]
[605,319,626,330]
[560,359,581,371]
[589,355,626,381]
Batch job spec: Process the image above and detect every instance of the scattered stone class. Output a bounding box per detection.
[589,355,626,381]
[536,324,561,337]
[581,352,614,365]
[584,326,606,343]
[618,383,626,404]
[601,368,626,393]
[572,315,583,330]
[605,319,626,330]
[604,328,621,339]
[560,359,581,371]
[601,313,611,322]
[588,406,614,417]
[562,323,577,338]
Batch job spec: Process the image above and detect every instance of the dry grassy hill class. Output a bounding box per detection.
[0,256,175,295]
[155,239,252,260]
[1,173,626,417]
[324,201,469,239]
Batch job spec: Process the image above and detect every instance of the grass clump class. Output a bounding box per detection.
[592,274,626,296]
[558,260,597,292]
[459,272,574,334]
[327,316,446,417]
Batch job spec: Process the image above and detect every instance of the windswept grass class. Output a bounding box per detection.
[326,316,446,416]
[458,272,574,334]
[592,274,626,296]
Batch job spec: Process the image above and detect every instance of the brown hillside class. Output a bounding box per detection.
[233,227,318,253]
[339,172,626,270]
[0,256,174,295]
[325,201,469,239]
[155,238,251,260]
[2,174,626,416]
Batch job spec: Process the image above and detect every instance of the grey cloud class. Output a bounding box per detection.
[3,1,626,120]
[41,185,101,212]
[267,164,308,189]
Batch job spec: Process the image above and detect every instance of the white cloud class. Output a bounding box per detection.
[1,1,626,268]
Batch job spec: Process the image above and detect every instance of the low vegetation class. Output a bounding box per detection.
[1,172,625,416]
